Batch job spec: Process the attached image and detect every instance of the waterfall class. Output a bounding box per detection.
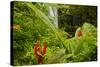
[49,6,58,28]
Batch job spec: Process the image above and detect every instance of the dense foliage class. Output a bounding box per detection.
[11,1,97,66]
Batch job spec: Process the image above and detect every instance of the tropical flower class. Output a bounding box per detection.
[33,40,47,64]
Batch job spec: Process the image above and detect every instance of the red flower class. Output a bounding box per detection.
[33,40,47,64]
[77,30,82,37]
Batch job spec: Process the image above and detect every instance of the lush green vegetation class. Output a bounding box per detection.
[11,1,97,66]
